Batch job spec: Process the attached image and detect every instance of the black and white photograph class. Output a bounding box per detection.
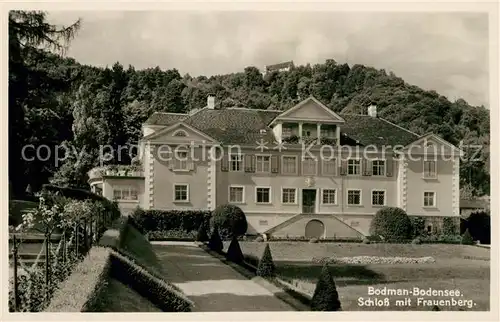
[4,1,498,318]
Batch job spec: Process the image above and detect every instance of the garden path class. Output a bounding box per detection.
[152,242,296,312]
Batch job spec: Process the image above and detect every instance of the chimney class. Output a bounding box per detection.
[207,94,215,109]
[368,105,377,118]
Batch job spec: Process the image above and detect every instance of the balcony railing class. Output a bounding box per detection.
[282,135,337,146]
[88,165,144,181]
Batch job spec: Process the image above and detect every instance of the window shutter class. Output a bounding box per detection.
[245,154,253,172]
[386,158,393,177]
[362,159,372,176]
[251,155,256,172]
[221,153,229,172]
[271,155,279,173]
[340,160,347,176]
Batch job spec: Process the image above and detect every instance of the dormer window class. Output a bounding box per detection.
[260,129,267,134]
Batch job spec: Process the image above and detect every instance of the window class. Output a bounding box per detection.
[423,191,436,207]
[174,184,189,202]
[302,157,317,176]
[372,190,386,206]
[322,189,337,205]
[302,130,312,137]
[230,154,243,172]
[372,160,386,176]
[322,158,337,176]
[173,151,189,170]
[260,129,267,134]
[256,155,271,173]
[229,186,244,203]
[282,127,292,138]
[347,159,361,175]
[256,187,271,204]
[320,128,334,138]
[113,187,138,201]
[282,188,296,204]
[282,156,297,174]
[423,160,437,178]
[347,189,362,206]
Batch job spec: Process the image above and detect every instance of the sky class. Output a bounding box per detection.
[47,11,489,108]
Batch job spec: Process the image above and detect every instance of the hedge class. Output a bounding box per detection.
[109,250,193,312]
[132,209,211,235]
[45,247,112,312]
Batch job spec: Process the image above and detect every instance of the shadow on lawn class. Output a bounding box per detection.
[277,263,384,281]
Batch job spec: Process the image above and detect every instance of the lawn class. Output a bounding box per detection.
[95,277,161,312]
[226,241,490,311]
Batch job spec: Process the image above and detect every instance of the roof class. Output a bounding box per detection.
[338,114,419,147]
[460,199,489,209]
[144,108,420,147]
[144,112,187,126]
[184,108,281,145]
[265,61,294,71]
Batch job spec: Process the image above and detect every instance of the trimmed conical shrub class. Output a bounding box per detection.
[196,223,209,242]
[256,243,275,277]
[226,236,244,263]
[311,264,341,311]
[208,226,223,252]
[461,229,474,245]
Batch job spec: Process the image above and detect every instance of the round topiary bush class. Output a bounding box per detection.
[212,204,248,239]
[369,207,413,242]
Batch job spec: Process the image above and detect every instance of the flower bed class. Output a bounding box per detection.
[312,256,436,265]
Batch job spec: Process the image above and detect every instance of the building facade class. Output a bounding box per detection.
[88,96,461,239]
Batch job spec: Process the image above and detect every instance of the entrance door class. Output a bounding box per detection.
[302,189,316,213]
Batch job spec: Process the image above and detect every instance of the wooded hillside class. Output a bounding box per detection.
[9,11,490,198]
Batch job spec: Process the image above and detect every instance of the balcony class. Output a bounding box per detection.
[88,165,144,181]
[281,122,338,146]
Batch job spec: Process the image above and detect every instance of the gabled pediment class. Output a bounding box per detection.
[403,133,462,156]
[272,96,345,124]
[143,122,217,144]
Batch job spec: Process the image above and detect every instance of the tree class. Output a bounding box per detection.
[226,236,244,263]
[212,204,248,239]
[208,225,223,252]
[311,264,341,311]
[256,244,275,277]
[196,222,209,242]
[9,11,81,197]
[369,207,413,241]
[461,229,474,245]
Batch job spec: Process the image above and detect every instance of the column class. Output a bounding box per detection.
[298,122,303,142]
[336,125,340,145]
[316,123,322,144]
